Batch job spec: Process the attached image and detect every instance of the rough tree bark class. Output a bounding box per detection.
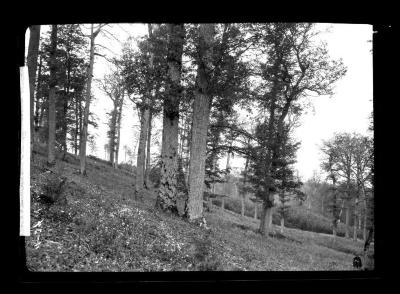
[258,76,281,236]
[34,54,43,132]
[259,199,269,235]
[186,24,215,220]
[109,106,117,166]
[135,105,150,199]
[155,23,185,214]
[27,25,41,152]
[80,24,102,175]
[47,25,58,166]
[144,111,152,187]
[74,98,80,155]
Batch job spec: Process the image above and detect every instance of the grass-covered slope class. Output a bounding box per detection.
[27,148,367,271]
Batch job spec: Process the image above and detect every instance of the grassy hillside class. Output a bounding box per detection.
[27,148,370,271]
[213,194,352,238]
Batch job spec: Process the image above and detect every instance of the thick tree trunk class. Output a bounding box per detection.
[155,24,184,214]
[144,111,152,187]
[254,203,258,219]
[280,217,285,233]
[186,24,215,221]
[135,105,150,200]
[259,202,267,235]
[259,192,274,236]
[80,24,98,175]
[47,25,57,166]
[27,25,41,153]
[156,110,179,211]
[187,91,211,219]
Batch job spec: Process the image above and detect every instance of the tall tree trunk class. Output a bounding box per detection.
[155,24,185,213]
[80,24,99,175]
[61,60,72,158]
[254,202,258,219]
[47,25,58,166]
[183,111,191,183]
[74,98,79,155]
[115,98,123,168]
[27,25,41,153]
[186,24,215,220]
[109,107,117,166]
[280,217,285,233]
[34,53,42,133]
[144,110,152,187]
[135,105,150,200]
[61,93,68,158]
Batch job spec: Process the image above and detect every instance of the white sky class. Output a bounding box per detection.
[293,24,373,180]
[26,23,373,181]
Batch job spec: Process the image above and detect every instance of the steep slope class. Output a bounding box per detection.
[27,148,366,271]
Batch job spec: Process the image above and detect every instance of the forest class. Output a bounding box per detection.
[24,23,374,272]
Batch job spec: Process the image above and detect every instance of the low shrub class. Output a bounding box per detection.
[218,196,360,238]
[41,173,68,205]
[189,232,223,271]
[118,163,136,175]
[220,197,255,216]
[282,206,347,237]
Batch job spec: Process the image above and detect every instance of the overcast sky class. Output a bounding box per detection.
[26,23,373,181]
